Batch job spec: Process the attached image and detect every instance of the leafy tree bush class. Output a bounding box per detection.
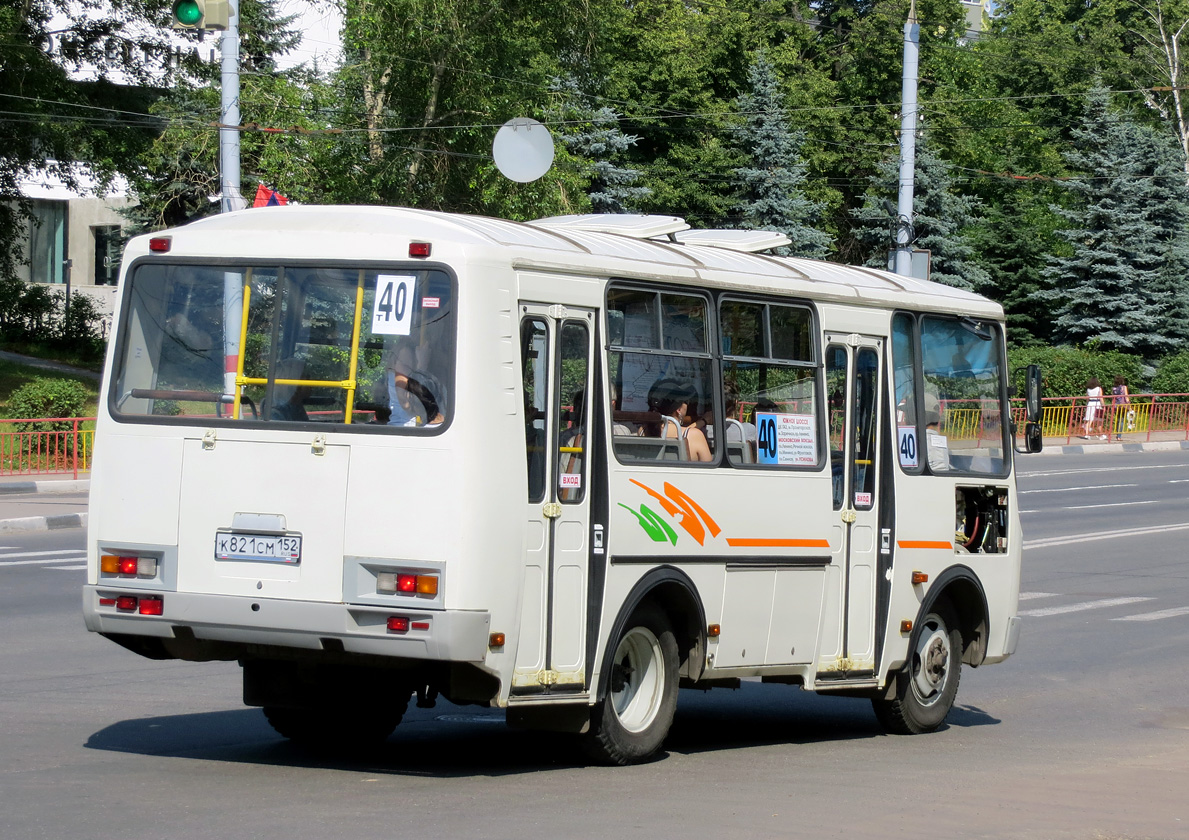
[8,377,91,430]
[1007,346,1144,401]
[1151,351,1189,398]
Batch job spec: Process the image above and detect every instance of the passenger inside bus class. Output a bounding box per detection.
[924,391,950,471]
[648,379,713,462]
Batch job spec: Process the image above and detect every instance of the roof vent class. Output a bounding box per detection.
[672,229,792,253]
[531,214,690,240]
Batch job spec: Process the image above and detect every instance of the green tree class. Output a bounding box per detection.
[0,0,168,280]
[548,76,650,214]
[1041,87,1189,356]
[729,52,832,257]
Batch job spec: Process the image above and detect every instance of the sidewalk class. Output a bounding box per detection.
[0,474,89,535]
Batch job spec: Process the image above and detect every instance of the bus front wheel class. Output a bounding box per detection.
[872,605,962,735]
[585,603,679,765]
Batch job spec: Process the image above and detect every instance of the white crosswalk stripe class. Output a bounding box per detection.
[1018,596,1154,618]
[1019,592,1059,601]
[1112,606,1189,622]
[0,550,87,567]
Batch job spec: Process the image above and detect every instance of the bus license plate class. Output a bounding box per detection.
[215,532,302,564]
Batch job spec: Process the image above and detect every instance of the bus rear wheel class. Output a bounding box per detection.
[263,697,408,752]
[872,605,962,735]
[585,603,679,765]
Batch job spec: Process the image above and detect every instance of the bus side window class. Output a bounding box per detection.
[521,318,549,503]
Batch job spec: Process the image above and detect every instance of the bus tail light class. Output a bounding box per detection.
[115,596,138,611]
[376,572,438,596]
[387,617,409,633]
[138,597,164,616]
[101,555,157,577]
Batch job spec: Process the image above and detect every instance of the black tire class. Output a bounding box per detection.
[584,602,680,765]
[263,695,409,752]
[872,604,962,735]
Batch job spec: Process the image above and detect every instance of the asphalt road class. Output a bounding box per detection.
[1,452,1187,839]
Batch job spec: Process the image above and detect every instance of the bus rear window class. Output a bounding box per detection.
[111,263,454,430]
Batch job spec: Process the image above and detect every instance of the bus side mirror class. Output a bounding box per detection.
[1025,365,1042,424]
[1024,422,1043,453]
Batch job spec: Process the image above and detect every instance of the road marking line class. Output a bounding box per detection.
[0,549,86,560]
[1019,596,1153,618]
[1019,592,1059,601]
[1024,522,1189,550]
[45,564,87,571]
[1022,463,1189,478]
[1,556,88,567]
[1112,606,1189,622]
[1019,484,1137,494]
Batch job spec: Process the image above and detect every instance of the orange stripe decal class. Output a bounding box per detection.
[897,540,953,550]
[726,538,831,548]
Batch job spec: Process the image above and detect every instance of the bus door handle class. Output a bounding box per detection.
[840,509,857,524]
[542,502,562,519]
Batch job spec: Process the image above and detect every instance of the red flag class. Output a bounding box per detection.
[253,184,289,207]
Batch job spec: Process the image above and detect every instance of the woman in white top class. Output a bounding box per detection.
[1083,377,1104,439]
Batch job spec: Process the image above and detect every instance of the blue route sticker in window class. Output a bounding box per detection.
[756,413,817,466]
[372,274,416,336]
[898,425,919,468]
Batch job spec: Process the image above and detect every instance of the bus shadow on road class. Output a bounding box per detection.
[83,683,1000,776]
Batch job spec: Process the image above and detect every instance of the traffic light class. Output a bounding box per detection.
[171,0,230,31]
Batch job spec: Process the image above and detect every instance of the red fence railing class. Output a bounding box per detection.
[0,417,95,478]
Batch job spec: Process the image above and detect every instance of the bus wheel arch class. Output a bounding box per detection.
[872,566,987,735]
[924,565,989,668]
[584,566,705,765]
[600,565,707,693]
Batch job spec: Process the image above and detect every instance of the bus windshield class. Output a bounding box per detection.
[111,263,454,429]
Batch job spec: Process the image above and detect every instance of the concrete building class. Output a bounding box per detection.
[16,170,129,328]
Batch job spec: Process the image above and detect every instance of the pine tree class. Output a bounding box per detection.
[1042,86,1189,355]
[850,134,989,290]
[549,76,650,213]
[730,53,832,258]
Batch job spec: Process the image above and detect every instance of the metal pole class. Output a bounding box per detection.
[220,6,244,397]
[894,0,920,277]
[219,3,241,214]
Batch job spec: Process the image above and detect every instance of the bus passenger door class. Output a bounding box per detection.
[513,304,596,693]
[819,336,883,679]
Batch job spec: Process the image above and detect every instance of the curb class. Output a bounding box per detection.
[1034,440,1189,456]
[0,479,90,495]
[0,512,88,535]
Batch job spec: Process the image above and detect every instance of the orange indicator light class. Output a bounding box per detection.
[911,571,929,585]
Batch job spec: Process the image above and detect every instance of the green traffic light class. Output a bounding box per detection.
[173,0,203,26]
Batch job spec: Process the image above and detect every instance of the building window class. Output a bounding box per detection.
[93,225,121,285]
[29,200,68,284]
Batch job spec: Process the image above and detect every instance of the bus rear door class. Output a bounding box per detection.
[513,304,596,694]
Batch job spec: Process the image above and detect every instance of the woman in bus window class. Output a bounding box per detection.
[649,379,712,462]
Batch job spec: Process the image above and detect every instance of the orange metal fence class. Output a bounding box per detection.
[1009,394,1189,445]
[0,417,95,478]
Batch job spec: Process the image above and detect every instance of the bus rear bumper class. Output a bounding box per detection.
[83,586,491,663]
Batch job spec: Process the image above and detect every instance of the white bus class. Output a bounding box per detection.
[84,207,1042,764]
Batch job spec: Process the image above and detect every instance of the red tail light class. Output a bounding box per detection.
[138,597,164,616]
[387,617,409,633]
[115,596,138,611]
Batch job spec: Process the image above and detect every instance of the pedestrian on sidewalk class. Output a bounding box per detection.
[1110,375,1131,440]
[1082,377,1105,439]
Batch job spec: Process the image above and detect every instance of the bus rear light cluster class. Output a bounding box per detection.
[100,554,158,578]
[101,595,164,615]
[376,572,438,596]
[386,616,430,634]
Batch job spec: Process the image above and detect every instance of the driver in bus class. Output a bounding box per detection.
[925,391,950,471]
